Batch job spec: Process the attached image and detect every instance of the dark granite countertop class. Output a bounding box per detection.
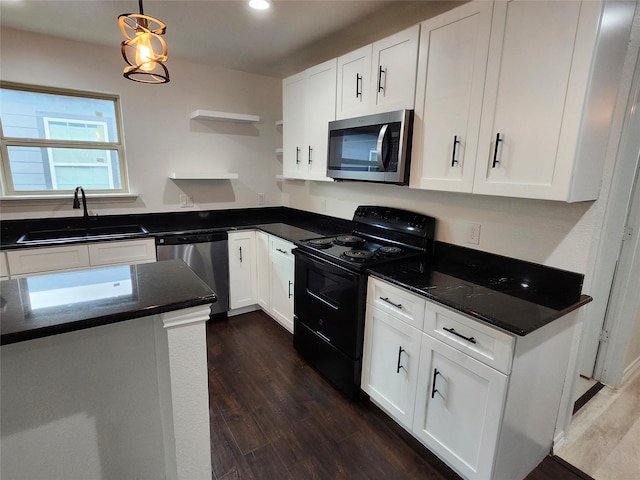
[0,207,351,249]
[369,243,592,336]
[0,259,217,345]
[253,223,327,242]
[1,207,592,337]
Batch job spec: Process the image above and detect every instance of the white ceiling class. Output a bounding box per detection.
[0,0,463,78]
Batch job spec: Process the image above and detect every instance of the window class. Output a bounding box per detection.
[0,82,129,196]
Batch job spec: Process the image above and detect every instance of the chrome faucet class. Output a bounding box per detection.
[73,186,89,223]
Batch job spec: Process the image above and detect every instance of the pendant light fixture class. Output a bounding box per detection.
[118,0,169,84]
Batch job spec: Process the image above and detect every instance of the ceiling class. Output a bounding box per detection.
[0,0,462,78]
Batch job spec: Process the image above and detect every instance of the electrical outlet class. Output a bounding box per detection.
[467,222,481,245]
[258,193,265,205]
[179,193,193,208]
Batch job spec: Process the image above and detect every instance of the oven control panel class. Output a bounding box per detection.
[354,205,435,239]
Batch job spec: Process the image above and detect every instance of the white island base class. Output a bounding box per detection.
[1,305,212,480]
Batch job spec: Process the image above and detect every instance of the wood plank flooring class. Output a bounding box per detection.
[206,311,589,480]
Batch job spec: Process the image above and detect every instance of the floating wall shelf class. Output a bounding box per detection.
[275,120,283,126]
[169,172,239,180]
[190,110,260,123]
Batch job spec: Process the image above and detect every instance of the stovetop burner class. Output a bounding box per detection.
[307,238,334,249]
[334,235,366,247]
[378,246,402,256]
[342,250,376,262]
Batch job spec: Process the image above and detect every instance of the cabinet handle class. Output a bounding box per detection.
[356,73,362,98]
[451,135,460,167]
[380,296,403,309]
[288,280,293,299]
[296,146,301,165]
[308,146,312,165]
[443,327,477,344]
[239,246,243,263]
[492,133,503,168]
[396,346,406,373]
[377,65,386,93]
[276,248,289,254]
[431,368,440,399]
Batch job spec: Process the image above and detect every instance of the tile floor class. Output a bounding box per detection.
[557,368,640,480]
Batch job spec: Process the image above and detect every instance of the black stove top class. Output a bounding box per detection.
[295,206,436,271]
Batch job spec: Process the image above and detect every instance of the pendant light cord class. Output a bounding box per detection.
[139,0,144,15]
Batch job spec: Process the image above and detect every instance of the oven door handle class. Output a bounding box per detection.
[306,290,340,311]
[376,124,389,172]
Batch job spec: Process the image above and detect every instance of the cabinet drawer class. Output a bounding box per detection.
[7,245,90,275]
[88,239,156,267]
[367,277,425,330]
[424,301,514,374]
[270,236,294,259]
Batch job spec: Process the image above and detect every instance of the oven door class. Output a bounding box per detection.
[293,249,367,359]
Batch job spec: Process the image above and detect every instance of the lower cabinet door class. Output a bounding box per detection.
[362,306,422,430]
[228,231,257,309]
[413,333,507,480]
[269,250,294,332]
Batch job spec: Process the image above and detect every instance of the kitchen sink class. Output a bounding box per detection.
[17,225,149,243]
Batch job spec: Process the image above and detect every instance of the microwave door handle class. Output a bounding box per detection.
[376,124,389,171]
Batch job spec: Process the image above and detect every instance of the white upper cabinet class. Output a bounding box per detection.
[410,1,493,192]
[336,25,420,120]
[412,0,633,202]
[282,58,337,181]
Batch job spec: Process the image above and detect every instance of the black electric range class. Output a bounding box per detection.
[292,205,436,398]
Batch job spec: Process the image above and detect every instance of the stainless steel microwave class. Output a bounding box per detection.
[327,109,413,185]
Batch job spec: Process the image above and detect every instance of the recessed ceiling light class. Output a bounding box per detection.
[249,0,271,10]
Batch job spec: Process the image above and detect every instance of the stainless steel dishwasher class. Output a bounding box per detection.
[156,231,229,318]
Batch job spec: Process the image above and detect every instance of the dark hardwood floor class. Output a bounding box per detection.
[206,311,590,480]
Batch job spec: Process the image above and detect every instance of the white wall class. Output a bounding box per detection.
[282,180,598,273]
[0,28,284,219]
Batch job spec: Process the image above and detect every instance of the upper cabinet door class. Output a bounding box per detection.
[371,25,420,113]
[336,45,372,120]
[410,1,493,192]
[305,58,337,180]
[473,0,598,200]
[282,71,307,179]
[335,25,419,119]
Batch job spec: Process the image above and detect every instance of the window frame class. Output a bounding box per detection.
[0,82,129,197]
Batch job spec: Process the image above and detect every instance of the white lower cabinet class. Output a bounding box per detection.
[362,306,421,430]
[88,238,156,267]
[255,233,295,333]
[5,238,156,278]
[268,237,295,332]
[413,333,507,480]
[363,276,577,480]
[228,230,258,310]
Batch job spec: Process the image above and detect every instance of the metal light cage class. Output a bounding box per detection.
[118,1,169,84]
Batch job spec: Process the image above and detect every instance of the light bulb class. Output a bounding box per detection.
[135,32,156,72]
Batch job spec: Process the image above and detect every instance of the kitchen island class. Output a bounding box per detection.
[1,260,216,480]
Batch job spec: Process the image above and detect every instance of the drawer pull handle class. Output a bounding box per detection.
[276,248,289,254]
[443,327,477,344]
[380,297,403,309]
[396,346,406,373]
[492,133,503,168]
[239,246,243,263]
[431,368,440,399]
[451,135,460,167]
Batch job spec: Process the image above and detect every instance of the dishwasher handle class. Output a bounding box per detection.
[156,231,228,245]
